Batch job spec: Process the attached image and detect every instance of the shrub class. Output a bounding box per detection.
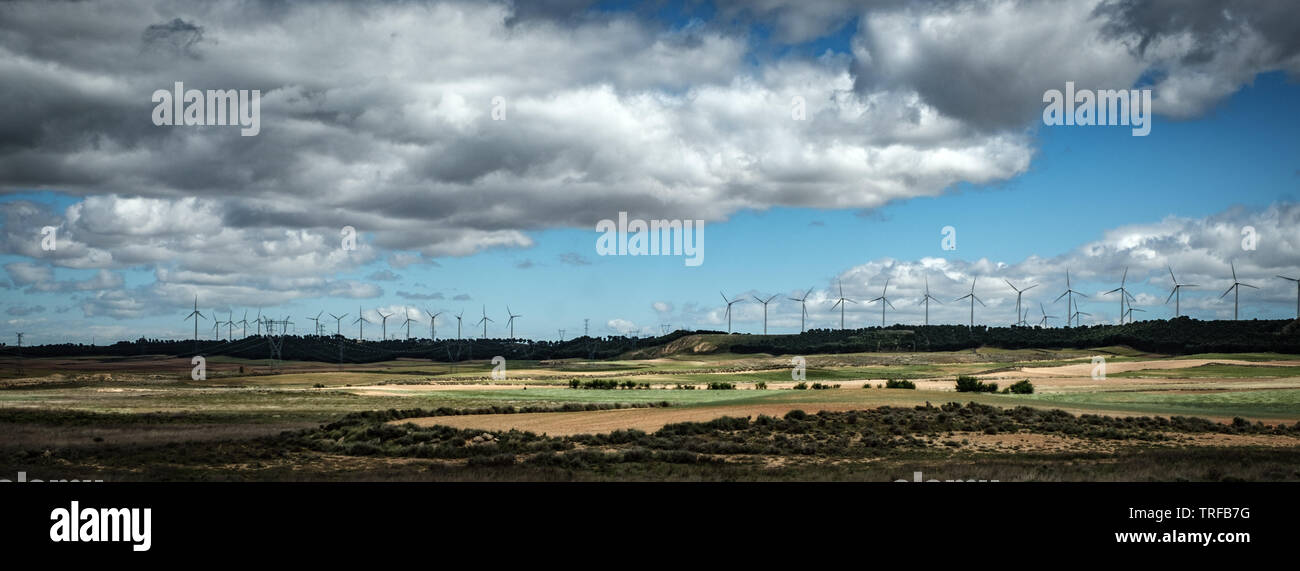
[1009,379,1034,394]
[793,382,808,390]
[675,383,697,390]
[784,409,808,421]
[810,382,840,390]
[707,382,736,390]
[884,379,916,389]
[955,375,998,393]
[754,381,767,390]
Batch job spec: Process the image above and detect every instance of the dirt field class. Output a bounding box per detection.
[393,403,872,435]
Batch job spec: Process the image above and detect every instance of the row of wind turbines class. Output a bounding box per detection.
[183,300,526,342]
[177,262,1300,342]
[719,263,1300,333]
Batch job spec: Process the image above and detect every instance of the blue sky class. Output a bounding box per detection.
[2,1,1299,344]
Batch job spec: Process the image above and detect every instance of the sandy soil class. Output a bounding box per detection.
[1015,358,1300,378]
[393,403,867,436]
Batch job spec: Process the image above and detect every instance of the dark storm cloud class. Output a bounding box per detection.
[1094,0,1300,61]
[141,17,206,58]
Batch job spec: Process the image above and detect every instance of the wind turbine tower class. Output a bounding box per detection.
[920,277,943,326]
[868,278,896,327]
[1277,274,1300,320]
[830,280,856,330]
[1166,266,1197,318]
[1053,269,1088,327]
[1104,267,1137,324]
[506,306,521,339]
[1005,280,1037,326]
[953,278,985,329]
[1219,262,1256,320]
[184,296,205,348]
[788,287,813,333]
[720,292,744,334]
[752,294,777,334]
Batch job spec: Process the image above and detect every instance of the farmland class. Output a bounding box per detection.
[1,338,1298,481]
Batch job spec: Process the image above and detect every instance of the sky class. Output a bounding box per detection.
[1,0,1299,344]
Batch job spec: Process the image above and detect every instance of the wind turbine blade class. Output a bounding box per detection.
[1024,284,1038,291]
[1220,285,1234,298]
[1165,287,1177,304]
[885,299,896,310]
[1231,262,1237,281]
[1169,266,1177,283]
[1053,291,1069,303]
[1105,287,1121,294]
[1241,283,1257,289]
[1004,279,1016,291]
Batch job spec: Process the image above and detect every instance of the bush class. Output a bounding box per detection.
[754,381,767,390]
[1009,379,1034,394]
[884,379,916,389]
[810,382,840,390]
[675,383,697,390]
[707,382,736,390]
[792,382,808,390]
[955,375,998,393]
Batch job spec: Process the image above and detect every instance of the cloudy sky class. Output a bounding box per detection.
[2,0,1299,344]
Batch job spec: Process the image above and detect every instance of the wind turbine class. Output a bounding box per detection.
[1124,306,1146,322]
[1219,262,1256,320]
[829,280,856,330]
[455,310,464,340]
[920,276,942,326]
[238,310,249,338]
[307,311,322,336]
[1018,304,1032,327]
[477,306,493,338]
[183,296,205,344]
[1071,308,1091,324]
[720,292,744,334]
[1104,267,1137,324]
[752,294,777,334]
[377,310,393,340]
[1038,302,1058,328]
[225,311,235,340]
[255,307,263,336]
[426,309,443,340]
[211,318,221,340]
[401,311,415,340]
[352,306,370,340]
[1278,274,1300,320]
[1165,266,1197,318]
[1053,269,1088,327]
[1005,280,1037,326]
[868,278,896,327]
[788,287,814,333]
[329,312,347,335]
[953,278,985,329]
[505,306,521,339]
